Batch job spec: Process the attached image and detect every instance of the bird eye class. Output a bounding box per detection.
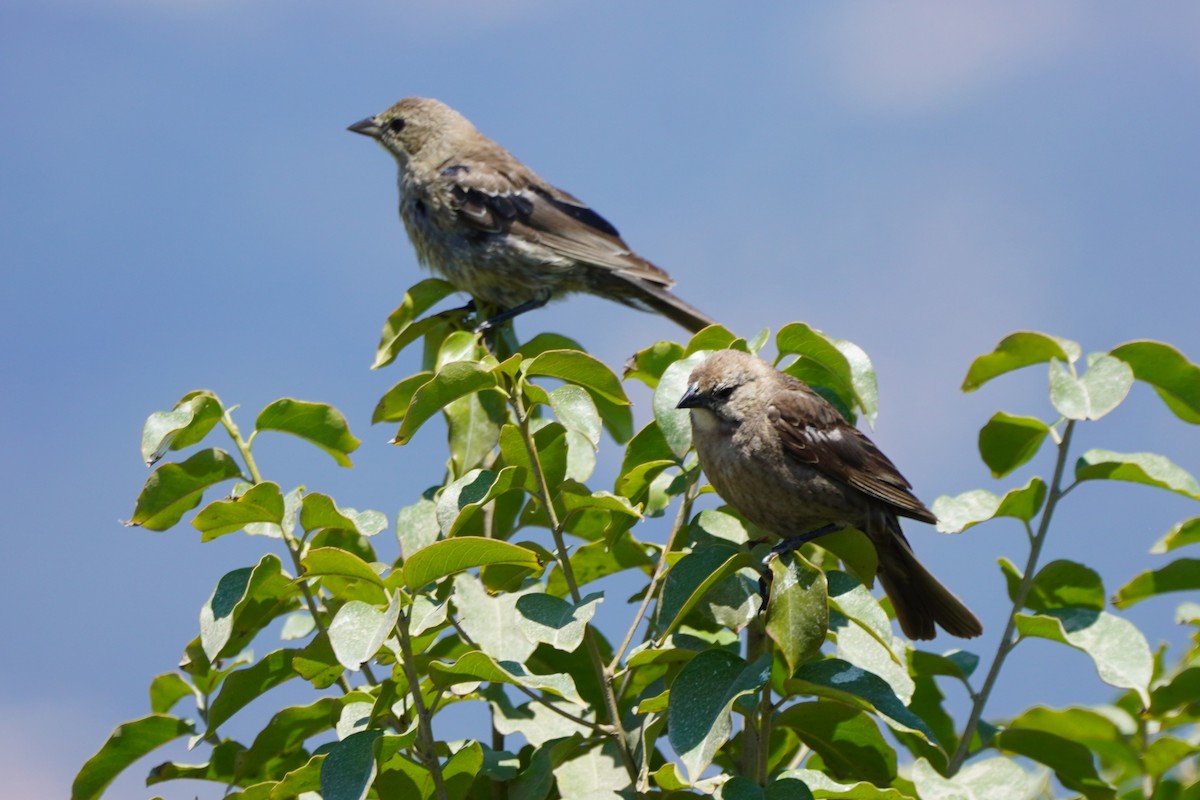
[712,384,735,401]
[387,118,406,133]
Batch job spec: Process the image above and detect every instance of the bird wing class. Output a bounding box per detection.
[438,160,674,286]
[767,380,936,523]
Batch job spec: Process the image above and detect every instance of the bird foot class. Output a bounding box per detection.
[756,524,844,613]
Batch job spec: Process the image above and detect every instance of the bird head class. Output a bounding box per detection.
[677,349,770,425]
[348,97,476,168]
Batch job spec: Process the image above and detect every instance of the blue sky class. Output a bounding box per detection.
[4,2,1200,797]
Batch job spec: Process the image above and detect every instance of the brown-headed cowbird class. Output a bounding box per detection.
[348,97,714,333]
[677,349,982,640]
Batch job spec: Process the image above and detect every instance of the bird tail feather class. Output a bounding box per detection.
[610,275,716,333]
[875,517,983,641]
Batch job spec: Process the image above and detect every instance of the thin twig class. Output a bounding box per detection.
[221,411,356,695]
[948,420,1076,774]
[395,607,451,800]
[510,387,640,786]
[610,472,698,672]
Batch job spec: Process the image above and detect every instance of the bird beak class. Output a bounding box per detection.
[676,383,703,409]
[347,117,382,139]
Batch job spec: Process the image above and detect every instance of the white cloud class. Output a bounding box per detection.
[817,1,1088,114]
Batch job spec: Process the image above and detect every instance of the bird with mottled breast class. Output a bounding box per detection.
[348,97,714,333]
[677,349,982,640]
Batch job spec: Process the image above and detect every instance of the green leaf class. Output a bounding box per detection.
[446,386,505,476]
[300,492,387,537]
[1049,355,1133,421]
[779,769,908,798]
[624,340,686,389]
[1150,667,1200,716]
[504,735,587,798]
[255,401,359,468]
[977,412,1051,477]
[428,651,584,704]
[294,633,344,690]
[995,727,1114,799]
[71,714,194,800]
[403,536,542,591]
[489,689,592,749]
[1015,608,1152,706]
[515,332,584,358]
[787,659,935,741]
[775,702,896,785]
[548,384,602,447]
[302,547,385,589]
[1144,737,1200,779]
[657,545,760,639]
[327,593,402,671]
[911,755,1042,800]
[616,422,677,502]
[238,698,340,781]
[685,325,742,355]
[933,477,1047,532]
[373,372,434,424]
[778,324,879,425]
[320,729,384,800]
[962,331,1081,391]
[192,481,285,540]
[553,743,631,800]
[827,572,894,649]
[141,390,224,465]
[266,753,326,798]
[200,554,298,661]
[393,362,499,445]
[514,592,603,652]
[1005,706,1139,786]
[396,487,440,560]
[1113,558,1200,608]
[654,351,709,459]
[776,327,852,423]
[593,391,635,444]
[443,741,484,800]
[435,467,527,537]
[1151,517,1200,554]
[206,649,298,733]
[522,349,629,406]
[668,650,771,782]
[1075,449,1200,500]
[148,673,194,715]
[1110,339,1200,424]
[128,448,244,530]
[766,553,829,674]
[453,574,539,663]
[145,740,246,786]
[1025,560,1106,611]
[372,278,460,369]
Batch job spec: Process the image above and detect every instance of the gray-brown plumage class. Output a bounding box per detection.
[348,97,714,333]
[677,349,982,640]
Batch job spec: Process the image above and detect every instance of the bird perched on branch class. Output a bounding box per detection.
[677,349,982,640]
[348,97,714,333]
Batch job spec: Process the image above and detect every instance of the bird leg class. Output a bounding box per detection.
[770,523,845,558]
[472,296,550,333]
[757,523,845,611]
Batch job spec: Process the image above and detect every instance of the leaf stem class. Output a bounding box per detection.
[221,409,263,485]
[948,419,1076,774]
